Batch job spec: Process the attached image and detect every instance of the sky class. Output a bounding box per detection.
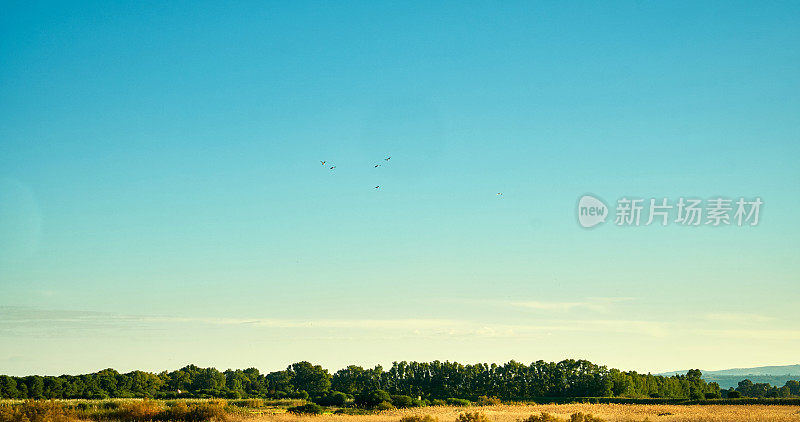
[1,1,799,377]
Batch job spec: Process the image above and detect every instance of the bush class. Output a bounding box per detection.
[400,415,438,422]
[391,395,414,408]
[376,401,395,411]
[478,395,502,406]
[164,401,190,419]
[313,391,348,407]
[355,389,392,408]
[101,401,121,410]
[113,400,163,421]
[446,398,472,407]
[569,412,604,422]
[520,413,562,422]
[160,400,228,422]
[727,391,741,398]
[0,400,74,422]
[186,401,228,421]
[74,402,94,411]
[456,411,490,422]
[410,398,427,407]
[430,399,447,406]
[288,403,324,415]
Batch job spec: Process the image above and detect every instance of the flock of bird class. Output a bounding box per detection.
[321,156,391,189]
[320,156,502,196]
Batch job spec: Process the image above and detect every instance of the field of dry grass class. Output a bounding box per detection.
[3,400,800,422]
[246,404,800,422]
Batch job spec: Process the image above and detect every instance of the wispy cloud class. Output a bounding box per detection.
[0,307,666,340]
[691,328,800,341]
[133,315,670,338]
[28,306,800,341]
[705,312,775,324]
[142,316,461,330]
[510,297,634,313]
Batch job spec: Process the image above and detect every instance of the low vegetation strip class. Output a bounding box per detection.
[521,396,800,405]
[2,401,800,422]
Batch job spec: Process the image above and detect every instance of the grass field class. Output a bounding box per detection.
[382,404,800,422]
[3,400,800,422]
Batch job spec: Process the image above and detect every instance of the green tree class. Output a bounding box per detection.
[288,361,331,395]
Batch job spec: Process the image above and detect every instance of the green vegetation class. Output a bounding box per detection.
[287,403,324,415]
[520,413,564,422]
[722,379,800,398]
[4,359,793,405]
[400,415,439,422]
[477,395,502,406]
[520,413,604,422]
[455,412,490,422]
[0,400,229,422]
[0,400,74,422]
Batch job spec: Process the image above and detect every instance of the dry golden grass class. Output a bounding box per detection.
[233,404,800,422]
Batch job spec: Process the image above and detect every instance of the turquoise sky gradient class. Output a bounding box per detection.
[1,1,799,376]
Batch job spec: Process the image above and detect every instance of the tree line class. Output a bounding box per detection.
[0,360,725,402]
[724,379,800,398]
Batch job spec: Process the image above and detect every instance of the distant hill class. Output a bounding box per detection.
[661,364,800,377]
[660,365,800,389]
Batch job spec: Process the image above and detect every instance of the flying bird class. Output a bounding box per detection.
[374,164,381,168]
[385,156,391,161]
[375,186,380,189]
[497,192,503,196]
[320,161,326,165]
[329,166,336,170]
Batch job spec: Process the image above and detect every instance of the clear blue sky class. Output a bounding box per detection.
[1,1,799,376]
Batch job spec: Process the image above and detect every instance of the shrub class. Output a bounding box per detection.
[355,389,392,408]
[727,391,741,398]
[187,401,228,421]
[376,401,395,411]
[410,398,427,407]
[164,401,191,420]
[0,400,74,422]
[288,403,324,415]
[430,399,447,406]
[113,400,163,421]
[456,411,490,422]
[161,400,228,422]
[391,395,414,408]
[101,401,121,410]
[75,402,94,411]
[313,391,348,407]
[478,395,502,406]
[446,398,472,407]
[520,413,562,422]
[569,413,604,422]
[400,415,438,422]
